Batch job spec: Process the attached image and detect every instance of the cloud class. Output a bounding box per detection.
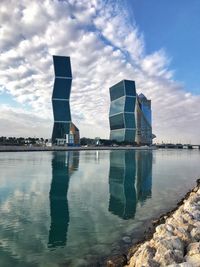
[0,104,51,137]
[0,0,199,142]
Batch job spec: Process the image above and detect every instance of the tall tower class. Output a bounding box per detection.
[109,80,137,143]
[135,94,152,145]
[52,56,72,144]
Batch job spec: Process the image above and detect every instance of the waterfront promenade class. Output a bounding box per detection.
[0,145,155,152]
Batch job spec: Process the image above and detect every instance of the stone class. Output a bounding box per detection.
[128,244,157,267]
[155,249,183,266]
[186,242,200,256]
[166,223,175,233]
[124,183,200,267]
[173,226,191,243]
[167,263,193,267]
[185,255,200,267]
[190,227,200,241]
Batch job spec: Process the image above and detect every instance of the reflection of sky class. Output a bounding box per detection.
[0,150,200,266]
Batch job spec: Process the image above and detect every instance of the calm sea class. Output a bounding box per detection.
[0,149,200,267]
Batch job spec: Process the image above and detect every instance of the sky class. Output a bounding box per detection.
[0,0,200,143]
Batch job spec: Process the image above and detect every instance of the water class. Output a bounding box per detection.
[0,149,200,267]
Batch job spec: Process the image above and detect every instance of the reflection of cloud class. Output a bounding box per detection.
[0,152,52,265]
[0,1,199,141]
[108,150,153,219]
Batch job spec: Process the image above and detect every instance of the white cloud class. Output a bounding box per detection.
[0,0,199,142]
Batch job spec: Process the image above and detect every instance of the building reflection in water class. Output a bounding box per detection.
[48,151,79,248]
[109,150,153,220]
[109,151,137,220]
[136,151,153,204]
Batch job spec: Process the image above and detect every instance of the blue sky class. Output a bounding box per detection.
[0,0,200,142]
[126,0,200,95]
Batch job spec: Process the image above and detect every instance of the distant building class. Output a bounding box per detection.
[109,79,154,145]
[109,80,137,143]
[66,122,80,146]
[51,55,80,146]
[135,93,152,145]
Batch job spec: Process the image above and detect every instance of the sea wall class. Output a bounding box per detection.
[107,180,200,267]
[0,145,154,152]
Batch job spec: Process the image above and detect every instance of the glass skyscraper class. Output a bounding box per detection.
[51,56,79,145]
[109,80,153,145]
[135,94,152,145]
[109,80,137,143]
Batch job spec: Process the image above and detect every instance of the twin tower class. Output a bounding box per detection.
[52,56,153,145]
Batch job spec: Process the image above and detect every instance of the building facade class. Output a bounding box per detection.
[109,80,137,143]
[51,55,80,145]
[109,80,153,145]
[135,94,152,145]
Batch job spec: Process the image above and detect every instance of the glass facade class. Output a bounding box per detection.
[52,100,71,122]
[52,122,70,140]
[109,80,136,143]
[53,56,72,78]
[52,78,72,100]
[125,96,136,112]
[110,81,125,101]
[135,94,152,145]
[109,81,153,145]
[109,96,125,116]
[52,56,72,144]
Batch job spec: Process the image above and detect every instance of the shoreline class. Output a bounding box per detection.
[107,179,200,267]
[0,145,155,152]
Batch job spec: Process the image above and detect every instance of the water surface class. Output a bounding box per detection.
[0,149,200,266]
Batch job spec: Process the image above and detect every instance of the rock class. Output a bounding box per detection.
[173,226,191,243]
[124,182,200,267]
[155,249,183,266]
[128,243,158,267]
[167,263,193,267]
[185,255,200,267]
[166,223,175,233]
[190,227,200,241]
[186,242,200,256]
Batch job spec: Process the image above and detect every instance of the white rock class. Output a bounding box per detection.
[185,255,200,267]
[186,242,200,256]
[190,227,200,241]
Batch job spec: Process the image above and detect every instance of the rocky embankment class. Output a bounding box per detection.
[108,180,200,267]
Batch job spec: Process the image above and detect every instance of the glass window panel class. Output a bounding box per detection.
[110,81,125,101]
[109,96,125,116]
[141,104,152,126]
[125,129,135,142]
[53,100,71,122]
[124,80,136,96]
[124,113,135,129]
[109,113,124,130]
[110,129,125,142]
[52,78,71,100]
[53,56,72,78]
[125,97,136,112]
[52,122,70,142]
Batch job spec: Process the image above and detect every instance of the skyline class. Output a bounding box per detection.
[0,0,200,143]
